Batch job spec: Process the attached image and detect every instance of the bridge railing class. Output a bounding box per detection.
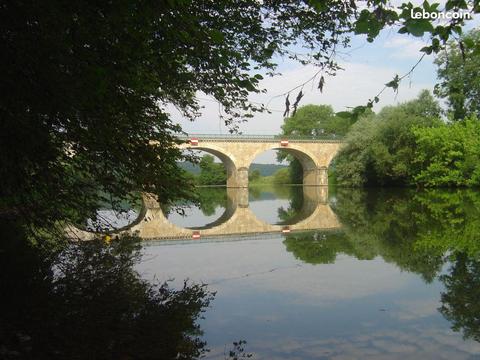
[176,133,344,141]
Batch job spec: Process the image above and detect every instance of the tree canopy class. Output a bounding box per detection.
[281,104,352,137]
[0,0,355,229]
[197,155,227,186]
[278,104,353,184]
[413,116,480,187]
[435,29,480,120]
[334,90,442,187]
[1,0,478,231]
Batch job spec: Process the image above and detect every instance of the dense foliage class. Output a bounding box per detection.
[278,104,352,183]
[197,155,227,186]
[334,90,442,187]
[413,117,480,187]
[0,223,214,359]
[334,113,480,188]
[284,187,480,341]
[435,29,480,120]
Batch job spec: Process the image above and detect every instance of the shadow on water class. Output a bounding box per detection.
[0,220,215,360]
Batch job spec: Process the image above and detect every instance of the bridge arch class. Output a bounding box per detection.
[65,187,340,240]
[178,136,343,187]
[248,144,323,186]
[180,143,245,187]
[128,187,338,239]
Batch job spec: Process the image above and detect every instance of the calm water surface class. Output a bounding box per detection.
[136,186,480,359]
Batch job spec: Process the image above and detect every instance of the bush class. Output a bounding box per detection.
[413,117,480,187]
[334,90,442,187]
[273,168,291,184]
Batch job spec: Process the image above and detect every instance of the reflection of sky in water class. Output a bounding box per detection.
[138,237,480,359]
[249,198,291,224]
[167,205,225,228]
[166,194,292,228]
[87,209,139,230]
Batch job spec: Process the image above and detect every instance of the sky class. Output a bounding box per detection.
[171,9,478,163]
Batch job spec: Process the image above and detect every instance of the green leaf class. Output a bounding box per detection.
[421,46,433,54]
[407,19,434,37]
[385,75,400,91]
[210,29,224,43]
[336,111,352,119]
[464,37,475,48]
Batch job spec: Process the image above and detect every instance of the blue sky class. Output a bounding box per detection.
[171,10,478,163]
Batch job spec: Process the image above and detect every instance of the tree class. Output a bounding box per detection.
[281,105,351,138]
[413,116,480,187]
[198,155,227,186]
[1,1,478,234]
[334,91,442,187]
[248,169,261,182]
[435,29,480,120]
[278,104,353,183]
[0,223,214,359]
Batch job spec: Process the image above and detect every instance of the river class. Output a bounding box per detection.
[132,186,480,359]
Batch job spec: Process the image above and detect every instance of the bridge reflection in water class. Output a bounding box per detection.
[131,187,341,240]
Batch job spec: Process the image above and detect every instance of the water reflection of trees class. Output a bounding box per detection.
[283,188,480,343]
[165,185,310,223]
[163,187,228,217]
[285,189,445,282]
[0,220,213,359]
[248,184,306,224]
[277,186,304,224]
[284,231,369,264]
[249,184,295,201]
[196,188,228,216]
[440,254,480,343]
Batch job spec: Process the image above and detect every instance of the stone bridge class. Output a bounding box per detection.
[165,134,343,187]
[68,187,341,241]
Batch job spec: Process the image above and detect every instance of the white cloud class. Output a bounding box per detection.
[384,36,429,59]
[138,238,411,302]
[172,61,433,136]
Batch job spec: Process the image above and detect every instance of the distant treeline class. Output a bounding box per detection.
[178,161,286,177]
[178,159,288,186]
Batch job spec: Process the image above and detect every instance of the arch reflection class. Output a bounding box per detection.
[130,186,341,239]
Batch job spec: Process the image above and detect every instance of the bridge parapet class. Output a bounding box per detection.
[176,134,344,187]
[177,133,344,143]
